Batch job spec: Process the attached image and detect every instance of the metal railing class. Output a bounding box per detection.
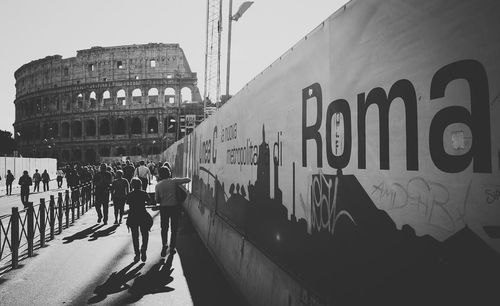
[0,182,94,272]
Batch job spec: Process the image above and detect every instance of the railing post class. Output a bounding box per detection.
[85,183,89,211]
[84,183,88,213]
[58,192,63,234]
[40,198,46,247]
[50,196,55,239]
[81,184,85,213]
[11,207,19,269]
[64,191,69,228]
[27,202,34,257]
[76,186,80,219]
[71,190,75,224]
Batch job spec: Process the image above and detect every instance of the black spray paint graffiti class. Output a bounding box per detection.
[484,185,500,205]
[311,172,356,234]
[371,177,469,233]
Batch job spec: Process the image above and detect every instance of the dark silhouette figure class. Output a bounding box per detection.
[111,170,129,224]
[5,170,14,195]
[56,169,63,188]
[88,224,119,241]
[18,170,32,206]
[32,169,41,193]
[41,169,50,191]
[127,257,174,302]
[155,166,191,257]
[123,160,135,189]
[93,163,113,224]
[127,178,153,262]
[63,224,104,244]
[88,262,144,304]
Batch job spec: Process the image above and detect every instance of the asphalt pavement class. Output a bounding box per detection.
[0,200,243,305]
[0,180,65,216]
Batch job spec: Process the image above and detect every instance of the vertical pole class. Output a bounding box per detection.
[84,183,88,212]
[90,182,94,207]
[40,198,46,247]
[27,202,34,257]
[76,187,80,219]
[176,84,181,142]
[203,0,210,117]
[226,0,233,99]
[83,184,86,214]
[71,190,75,224]
[50,196,55,239]
[216,0,223,107]
[58,192,63,233]
[64,190,69,228]
[11,207,19,269]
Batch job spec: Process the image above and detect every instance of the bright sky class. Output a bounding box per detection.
[0,0,347,133]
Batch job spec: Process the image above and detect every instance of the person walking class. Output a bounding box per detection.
[5,170,14,195]
[56,169,64,188]
[92,163,113,224]
[33,169,41,193]
[126,178,153,262]
[18,170,32,206]
[134,160,151,191]
[111,170,129,224]
[66,166,80,204]
[42,169,50,192]
[123,160,135,187]
[155,166,191,257]
[81,166,93,203]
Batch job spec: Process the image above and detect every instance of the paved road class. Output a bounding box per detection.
[0,201,243,305]
[0,179,156,217]
[0,183,67,216]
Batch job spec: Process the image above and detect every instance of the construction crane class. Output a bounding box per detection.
[203,0,223,117]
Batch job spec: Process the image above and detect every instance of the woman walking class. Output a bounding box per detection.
[111,170,129,224]
[155,166,190,257]
[126,178,153,262]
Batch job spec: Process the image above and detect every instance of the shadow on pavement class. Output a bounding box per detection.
[125,257,175,302]
[176,213,245,306]
[88,261,145,304]
[88,224,120,241]
[63,224,105,244]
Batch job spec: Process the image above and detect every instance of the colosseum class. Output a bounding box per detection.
[13,43,204,164]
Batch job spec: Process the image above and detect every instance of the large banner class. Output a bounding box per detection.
[165,0,500,303]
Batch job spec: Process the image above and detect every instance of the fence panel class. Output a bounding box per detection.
[0,182,93,272]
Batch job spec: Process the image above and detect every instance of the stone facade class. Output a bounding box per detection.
[13,43,204,163]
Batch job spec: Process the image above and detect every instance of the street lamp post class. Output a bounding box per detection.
[225,1,253,99]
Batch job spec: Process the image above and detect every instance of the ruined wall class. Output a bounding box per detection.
[13,43,204,163]
[164,1,500,305]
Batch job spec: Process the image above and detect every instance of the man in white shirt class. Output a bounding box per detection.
[134,160,151,191]
[155,166,190,256]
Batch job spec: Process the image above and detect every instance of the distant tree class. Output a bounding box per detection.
[0,130,16,156]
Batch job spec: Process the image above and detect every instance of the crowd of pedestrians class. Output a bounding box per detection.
[2,159,190,262]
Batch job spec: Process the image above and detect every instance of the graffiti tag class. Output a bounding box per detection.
[311,172,356,235]
[371,177,466,232]
[485,189,500,205]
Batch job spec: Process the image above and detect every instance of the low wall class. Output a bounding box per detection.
[0,157,57,186]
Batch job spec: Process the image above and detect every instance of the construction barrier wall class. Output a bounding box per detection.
[163,0,500,305]
[0,157,57,186]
